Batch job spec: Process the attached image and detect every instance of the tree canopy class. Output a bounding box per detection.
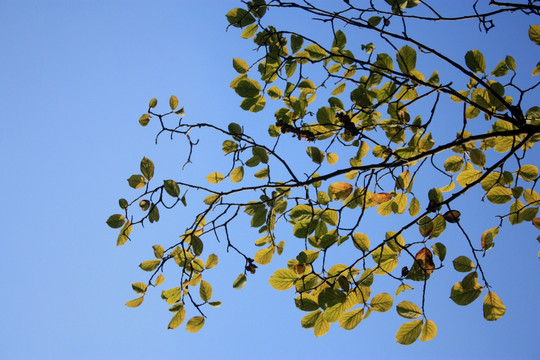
[107,0,540,344]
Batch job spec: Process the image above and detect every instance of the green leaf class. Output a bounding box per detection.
[396,320,423,345]
[140,157,154,181]
[420,319,437,342]
[396,301,422,319]
[352,233,370,252]
[305,44,328,61]
[235,79,261,98]
[332,29,347,50]
[450,281,482,305]
[339,308,364,330]
[226,8,255,27]
[431,242,446,261]
[148,203,160,223]
[465,50,486,73]
[233,58,249,74]
[106,214,125,229]
[517,164,538,182]
[320,209,338,226]
[163,180,180,197]
[409,197,420,217]
[131,282,148,295]
[528,25,540,46]
[233,274,247,289]
[470,149,486,167]
[371,293,393,312]
[240,24,258,39]
[139,259,161,272]
[127,174,146,189]
[168,305,186,329]
[453,256,475,272]
[291,34,304,53]
[199,280,212,302]
[295,294,319,312]
[206,172,224,184]
[396,45,416,73]
[186,316,205,333]
[486,186,513,204]
[268,269,298,290]
[125,296,144,308]
[506,55,516,71]
[301,310,321,329]
[267,86,283,100]
[483,291,506,321]
[331,83,346,95]
[190,236,204,256]
[491,60,509,77]
[306,146,325,164]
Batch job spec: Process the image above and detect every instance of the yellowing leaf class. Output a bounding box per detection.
[233,274,247,289]
[339,308,364,330]
[371,192,392,204]
[327,152,339,165]
[199,280,213,302]
[486,186,513,204]
[206,172,224,184]
[396,301,422,319]
[254,246,275,265]
[106,214,125,229]
[167,305,186,329]
[169,95,179,110]
[456,169,482,188]
[155,274,164,286]
[139,259,161,272]
[186,316,205,333]
[328,182,353,201]
[371,293,393,312]
[396,320,423,345]
[132,282,147,295]
[268,269,298,290]
[420,319,437,342]
[352,233,370,252]
[230,166,244,183]
[453,255,475,272]
[483,291,506,321]
[450,281,482,305]
[125,296,144,308]
[206,254,219,269]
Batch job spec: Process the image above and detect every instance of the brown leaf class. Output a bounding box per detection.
[328,182,353,201]
[533,217,540,230]
[414,248,435,275]
[443,210,461,223]
[371,192,392,204]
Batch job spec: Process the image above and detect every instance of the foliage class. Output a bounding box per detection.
[108,1,540,343]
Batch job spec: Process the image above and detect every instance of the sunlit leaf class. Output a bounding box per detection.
[371,293,393,312]
[163,180,180,198]
[233,274,247,289]
[420,319,437,342]
[206,172,224,184]
[140,259,161,272]
[186,316,205,333]
[125,296,144,308]
[396,320,423,345]
[396,301,422,319]
[483,291,506,321]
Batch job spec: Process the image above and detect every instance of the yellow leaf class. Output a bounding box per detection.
[186,316,205,333]
[328,182,353,201]
[483,291,506,321]
[396,320,423,345]
[125,296,144,308]
[420,319,437,341]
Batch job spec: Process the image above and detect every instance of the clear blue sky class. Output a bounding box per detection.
[1,1,539,359]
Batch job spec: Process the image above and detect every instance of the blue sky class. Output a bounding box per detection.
[1,1,539,359]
